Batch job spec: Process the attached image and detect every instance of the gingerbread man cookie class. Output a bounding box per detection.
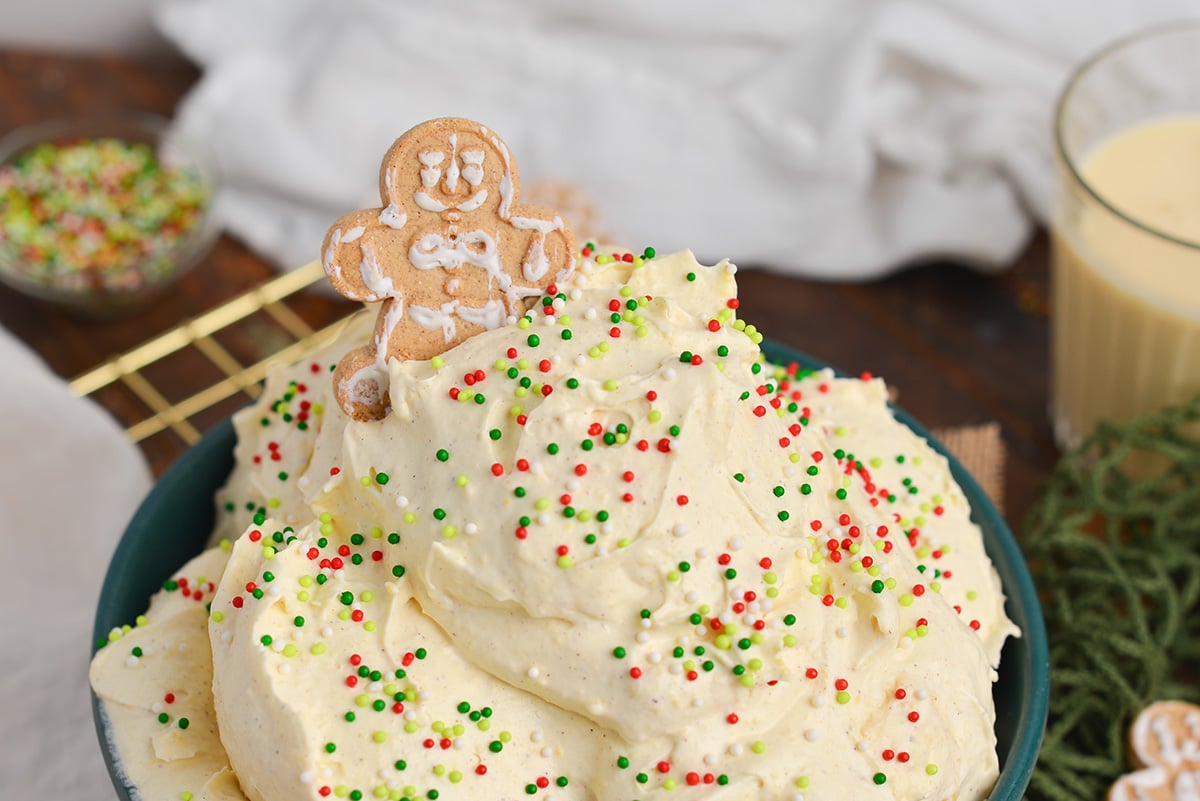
[322,118,576,420]
[1109,701,1200,801]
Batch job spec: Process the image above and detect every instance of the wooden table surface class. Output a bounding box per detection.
[0,49,1060,527]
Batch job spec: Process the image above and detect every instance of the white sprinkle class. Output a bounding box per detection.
[125,656,139,668]
[640,618,652,629]
[917,688,929,700]
[369,681,382,692]
[730,536,745,551]
[669,662,684,675]
[569,288,583,300]
[742,614,756,626]
[465,523,478,535]
[454,738,465,750]
[836,627,849,638]
[405,711,417,721]
[648,652,662,664]
[695,626,709,637]
[793,794,805,801]
[636,631,650,644]
[323,767,333,778]
[322,626,333,637]
[268,585,281,596]
[729,743,744,757]
[584,308,597,320]
[567,478,581,492]
[575,355,587,366]
[151,703,163,713]
[719,612,735,625]
[541,747,554,758]
[804,728,819,741]
[685,591,699,603]
[418,690,431,701]
[279,663,291,674]
[220,631,232,643]
[527,666,540,679]
[812,695,826,708]
[784,465,797,478]
[662,367,677,380]
[531,730,543,743]
[597,547,609,557]
[537,513,550,525]
[297,476,310,491]
[396,495,410,508]
[552,298,566,311]
[300,771,314,784]
[673,523,688,537]
[601,522,614,535]
[692,697,704,707]
[696,547,710,558]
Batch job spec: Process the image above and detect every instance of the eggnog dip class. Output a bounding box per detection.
[1051,115,1200,448]
[90,247,1018,801]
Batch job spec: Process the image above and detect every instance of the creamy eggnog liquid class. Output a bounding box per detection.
[1051,116,1200,451]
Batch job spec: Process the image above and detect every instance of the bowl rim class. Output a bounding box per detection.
[92,339,1049,801]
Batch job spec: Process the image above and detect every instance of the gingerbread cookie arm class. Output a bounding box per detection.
[322,209,391,302]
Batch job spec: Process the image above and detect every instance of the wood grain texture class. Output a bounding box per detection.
[0,49,1059,526]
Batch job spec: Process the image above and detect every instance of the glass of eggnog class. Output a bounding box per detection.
[1052,22,1200,451]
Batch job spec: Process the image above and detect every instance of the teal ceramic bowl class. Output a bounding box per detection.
[92,341,1049,801]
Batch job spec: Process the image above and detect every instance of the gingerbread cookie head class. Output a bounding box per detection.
[322,118,576,421]
[1108,700,1200,801]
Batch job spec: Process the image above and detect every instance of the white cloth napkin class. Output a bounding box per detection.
[156,0,1196,279]
[0,327,151,801]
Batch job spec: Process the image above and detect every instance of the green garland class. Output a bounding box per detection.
[1020,395,1200,801]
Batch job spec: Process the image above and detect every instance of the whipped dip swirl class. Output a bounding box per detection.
[92,248,1017,801]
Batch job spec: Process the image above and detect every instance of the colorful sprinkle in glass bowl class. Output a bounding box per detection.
[0,113,219,317]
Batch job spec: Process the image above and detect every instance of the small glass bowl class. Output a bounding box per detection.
[0,113,220,317]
